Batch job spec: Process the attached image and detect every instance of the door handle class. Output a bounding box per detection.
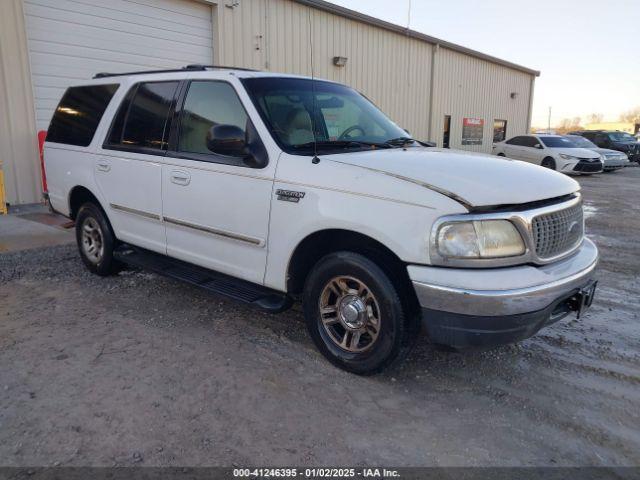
[170,170,190,186]
[97,161,111,172]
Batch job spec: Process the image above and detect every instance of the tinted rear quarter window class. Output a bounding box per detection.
[46,84,119,146]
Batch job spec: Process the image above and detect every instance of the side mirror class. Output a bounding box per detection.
[206,125,247,157]
[534,143,543,149]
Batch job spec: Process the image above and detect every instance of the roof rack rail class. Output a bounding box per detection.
[93,64,258,79]
[184,64,258,72]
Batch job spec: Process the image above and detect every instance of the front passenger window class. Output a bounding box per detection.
[178,81,248,155]
[526,137,541,148]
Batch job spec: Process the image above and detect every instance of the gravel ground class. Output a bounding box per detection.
[0,168,639,467]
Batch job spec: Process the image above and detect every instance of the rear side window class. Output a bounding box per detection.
[506,136,526,146]
[105,81,179,151]
[47,84,119,146]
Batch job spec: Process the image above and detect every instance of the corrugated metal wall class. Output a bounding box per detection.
[215,0,434,141]
[214,0,534,153]
[0,0,536,205]
[0,0,42,205]
[430,46,533,152]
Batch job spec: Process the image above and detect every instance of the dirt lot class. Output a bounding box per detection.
[1,168,639,468]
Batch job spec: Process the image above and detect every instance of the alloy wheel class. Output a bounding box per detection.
[81,217,104,264]
[318,275,381,352]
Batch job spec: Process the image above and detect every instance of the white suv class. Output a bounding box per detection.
[44,66,599,374]
[493,134,603,174]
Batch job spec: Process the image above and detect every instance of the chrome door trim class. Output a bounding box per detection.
[163,216,263,246]
[110,203,161,221]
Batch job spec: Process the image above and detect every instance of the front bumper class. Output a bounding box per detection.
[572,160,603,173]
[410,238,599,348]
[603,157,629,170]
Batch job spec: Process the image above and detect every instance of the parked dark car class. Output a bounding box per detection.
[569,130,640,163]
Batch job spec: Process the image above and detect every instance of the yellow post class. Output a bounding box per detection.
[0,160,7,214]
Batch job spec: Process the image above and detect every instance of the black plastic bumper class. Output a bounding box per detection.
[573,160,603,173]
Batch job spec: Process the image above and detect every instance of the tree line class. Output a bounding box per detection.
[551,107,640,134]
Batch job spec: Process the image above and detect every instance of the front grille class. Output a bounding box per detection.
[532,203,583,259]
[573,160,603,172]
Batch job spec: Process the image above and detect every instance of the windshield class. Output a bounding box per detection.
[539,136,579,148]
[241,77,411,154]
[565,135,596,148]
[608,132,636,142]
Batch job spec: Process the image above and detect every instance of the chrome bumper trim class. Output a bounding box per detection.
[413,250,598,317]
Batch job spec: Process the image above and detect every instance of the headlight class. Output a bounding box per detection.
[436,220,525,259]
[559,153,578,160]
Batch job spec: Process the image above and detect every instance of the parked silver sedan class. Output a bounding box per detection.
[565,135,629,171]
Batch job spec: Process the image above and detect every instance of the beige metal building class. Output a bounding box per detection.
[0,0,539,206]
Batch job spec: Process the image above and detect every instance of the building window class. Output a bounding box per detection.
[493,119,507,142]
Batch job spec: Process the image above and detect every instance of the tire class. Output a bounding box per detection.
[497,153,506,157]
[541,157,556,170]
[75,202,120,276]
[303,251,416,375]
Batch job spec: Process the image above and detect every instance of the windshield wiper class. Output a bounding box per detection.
[384,137,418,147]
[290,140,391,151]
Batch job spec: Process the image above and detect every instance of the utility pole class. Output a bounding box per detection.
[548,107,552,133]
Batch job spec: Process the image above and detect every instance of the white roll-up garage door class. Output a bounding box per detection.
[24,0,214,130]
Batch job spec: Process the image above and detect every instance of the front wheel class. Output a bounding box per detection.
[303,252,415,375]
[75,202,120,276]
[541,157,556,170]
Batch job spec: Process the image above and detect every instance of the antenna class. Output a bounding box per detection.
[307,8,320,164]
[405,0,412,142]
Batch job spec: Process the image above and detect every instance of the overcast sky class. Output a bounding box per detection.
[327,0,639,127]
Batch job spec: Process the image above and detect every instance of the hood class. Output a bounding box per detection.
[324,147,579,208]
[590,147,626,156]
[552,147,600,159]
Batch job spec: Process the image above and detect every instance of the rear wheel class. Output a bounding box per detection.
[303,251,416,375]
[75,202,120,276]
[541,157,556,170]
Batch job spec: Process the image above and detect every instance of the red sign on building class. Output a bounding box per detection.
[462,118,484,145]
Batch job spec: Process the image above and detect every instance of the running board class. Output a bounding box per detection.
[114,245,292,313]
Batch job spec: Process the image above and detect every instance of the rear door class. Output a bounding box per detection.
[95,80,180,254]
[503,136,528,159]
[520,136,544,163]
[161,80,276,285]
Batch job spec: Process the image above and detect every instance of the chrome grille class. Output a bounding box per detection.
[532,203,584,259]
